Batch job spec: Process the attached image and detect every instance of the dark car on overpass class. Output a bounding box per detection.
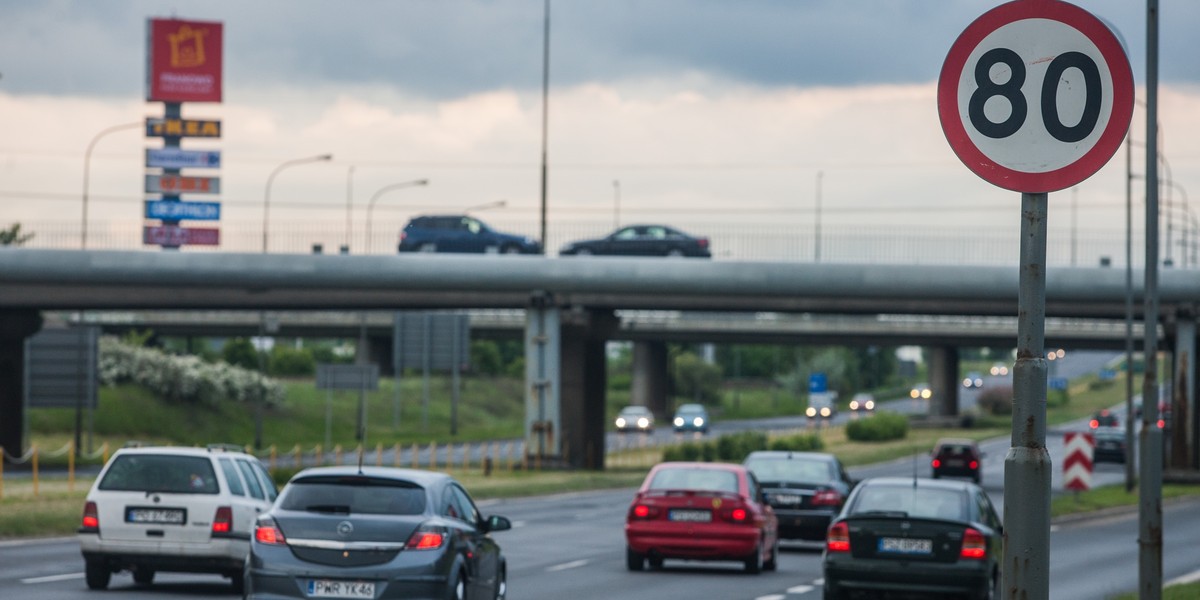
[559,224,711,258]
[398,214,541,254]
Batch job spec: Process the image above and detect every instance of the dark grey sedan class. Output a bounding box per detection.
[245,467,510,600]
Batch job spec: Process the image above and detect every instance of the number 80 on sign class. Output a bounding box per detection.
[938,0,1133,193]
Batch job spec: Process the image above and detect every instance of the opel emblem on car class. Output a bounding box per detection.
[337,521,354,537]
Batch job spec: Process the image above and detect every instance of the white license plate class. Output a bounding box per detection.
[878,537,932,555]
[307,579,375,599]
[668,509,712,522]
[772,494,803,505]
[945,459,964,467]
[126,508,185,525]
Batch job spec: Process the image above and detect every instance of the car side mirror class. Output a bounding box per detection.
[484,515,512,533]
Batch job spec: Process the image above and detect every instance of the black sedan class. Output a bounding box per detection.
[823,477,1001,600]
[743,451,854,542]
[559,224,711,258]
[245,466,510,600]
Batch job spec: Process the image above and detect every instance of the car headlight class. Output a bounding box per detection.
[865,400,875,410]
[693,417,704,427]
[674,417,684,427]
[637,418,650,428]
[922,389,932,399]
[806,407,817,418]
[820,407,832,418]
[910,389,920,399]
[849,401,860,410]
[615,418,626,428]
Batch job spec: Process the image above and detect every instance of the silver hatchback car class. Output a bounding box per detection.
[245,466,510,600]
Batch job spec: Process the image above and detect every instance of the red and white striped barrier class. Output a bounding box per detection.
[1063,432,1095,492]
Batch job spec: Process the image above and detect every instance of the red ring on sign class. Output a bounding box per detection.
[937,0,1134,193]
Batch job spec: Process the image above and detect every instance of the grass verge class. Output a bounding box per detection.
[1110,581,1200,600]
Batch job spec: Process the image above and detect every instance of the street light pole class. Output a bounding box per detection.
[262,154,333,254]
[366,179,430,253]
[539,0,551,253]
[464,199,506,213]
[815,170,823,263]
[82,121,141,249]
[345,166,355,254]
[613,180,621,229]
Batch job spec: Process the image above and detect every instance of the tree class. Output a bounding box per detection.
[0,223,33,246]
[222,338,261,370]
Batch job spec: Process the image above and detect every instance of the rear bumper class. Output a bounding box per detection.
[772,508,835,541]
[81,550,243,574]
[824,555,990,595]
[626,526,761,561]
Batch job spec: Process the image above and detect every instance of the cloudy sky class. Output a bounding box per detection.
[1,1,1198,261]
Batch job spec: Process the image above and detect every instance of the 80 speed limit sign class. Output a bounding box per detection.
[938,0,1133,193]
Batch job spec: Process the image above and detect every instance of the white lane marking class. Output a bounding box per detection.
[510,520,527,528]
[546,559,588,572]
[755,595,785,600]
[812,578,824,585]
[787,584,815,594]
[21,572,85,584]
[1167,567,1200,586]
[1050,525,1060,533]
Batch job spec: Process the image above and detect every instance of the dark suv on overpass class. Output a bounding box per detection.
[397,215,541,254]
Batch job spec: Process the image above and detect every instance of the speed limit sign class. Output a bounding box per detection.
[938,0,1133,193]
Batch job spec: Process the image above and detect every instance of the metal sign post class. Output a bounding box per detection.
[938,2,1133,598]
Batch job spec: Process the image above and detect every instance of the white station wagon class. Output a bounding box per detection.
[78,444,277,593]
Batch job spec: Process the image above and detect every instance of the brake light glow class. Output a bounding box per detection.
[730,508,748,522]
[633,504,651,518]
[698,238,709,248]
[811,489,842,507]
[960,527,987,560]
[406,527,446,550]
[932,459,942,469]
[212,506,233,534]
[1158,419,1166,429]
[826,522,850,552]
[969,460,979,470]
[81,501,99,530]
[254,520,286,545]
[1089,419,1099,428]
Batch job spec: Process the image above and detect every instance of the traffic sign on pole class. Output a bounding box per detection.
[1063,431,1095,491]
[938,0,1134,193]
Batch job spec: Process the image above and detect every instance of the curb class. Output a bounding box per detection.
[1050,494,1200,526]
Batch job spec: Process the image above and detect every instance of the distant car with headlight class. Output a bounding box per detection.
[989,363,1009,376]
[806,391,838,419]
[910,383,933,400]
[848,393,875,412]
[245,466,510,600]
[672,403,709,433]
[615,405,655,433]
[962,371,984,388]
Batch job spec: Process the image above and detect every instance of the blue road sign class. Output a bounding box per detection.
[1049,377,1069,391]
[145,200,221,221]
[809,373,828,393]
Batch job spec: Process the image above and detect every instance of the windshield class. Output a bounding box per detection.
[278,478,427,515]
[744,457,833,485]
[648,467,738,494]
[850,485,967,520]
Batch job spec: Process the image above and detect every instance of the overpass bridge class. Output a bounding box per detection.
[0,248,1196,469]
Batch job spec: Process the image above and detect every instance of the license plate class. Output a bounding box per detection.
[945,459,964,467]
[878,537,932,555]
[126,507,185,525]
[668,509,712,522]
[772,494,802,505]
[307,579,375,599]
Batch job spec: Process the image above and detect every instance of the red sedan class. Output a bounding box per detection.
[625,461,779,573]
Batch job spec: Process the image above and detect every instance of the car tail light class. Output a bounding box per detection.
[811,489,842,507]
[1158,419,1166,429]
[960,527,987,560]
[826,522,850,553]
[406,525,446,550]
[400,231,408,243]
[630,504,661,520]
[254,519,286,545]
[730,508,748,522]
[969,460,979,470]
[81,501,99,531]
[698,238,709,249]
[212,506,233,535]
[932,459,942,469]
[1089,419,1099,428]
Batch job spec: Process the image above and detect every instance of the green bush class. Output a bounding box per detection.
[673,352,723,405]
[223,338,260,370]
[845,412,908,442]
[977,386,1014,415]
[269,346,316,376]
[768,433,824,452]
[661,431,770,463]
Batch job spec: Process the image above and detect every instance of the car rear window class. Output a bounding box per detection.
[648,467,739,494]
[744,457,833,485]
[98,454,219,494]
[851,485,967,521]
[278,477,427,515]
[937,444,976,458]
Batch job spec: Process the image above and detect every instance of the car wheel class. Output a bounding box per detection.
[974,473,982,485]
[133,568,155,585]
[493,564,507,600]
[744,541,763,574]
[230,570,245,596]
[418,243,437,253]
[502,245,522,255]
[823,581,847,600]
[447,569,466,600]
[626,546,645,571]
[84,560,110,590]
[764,538,779,572]
[666,249,685,257]
[932,472,940,479]
[576,248,593,256]
[976,568,998,600]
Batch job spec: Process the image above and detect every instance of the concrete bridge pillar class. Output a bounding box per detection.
[525,300,617,470]
[0,310,43,456]
[1172,316,1196,469]
[929,346,960,417]
[631,341,669,418]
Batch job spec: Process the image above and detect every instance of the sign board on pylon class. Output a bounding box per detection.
[1062,431,1094,491]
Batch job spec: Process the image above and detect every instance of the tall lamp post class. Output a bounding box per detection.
[261,153,333,254]
[365,179,430,253]
[613,180,621,229]
[82,121,141,249]
[464,199,506,214]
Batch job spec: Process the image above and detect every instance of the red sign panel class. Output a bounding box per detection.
[1062,432,1094,492]
[143,225,220,247]
[147,18,223,103]
[145,174,220,195]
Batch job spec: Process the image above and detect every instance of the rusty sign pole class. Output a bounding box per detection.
[1006,191,1051,598]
